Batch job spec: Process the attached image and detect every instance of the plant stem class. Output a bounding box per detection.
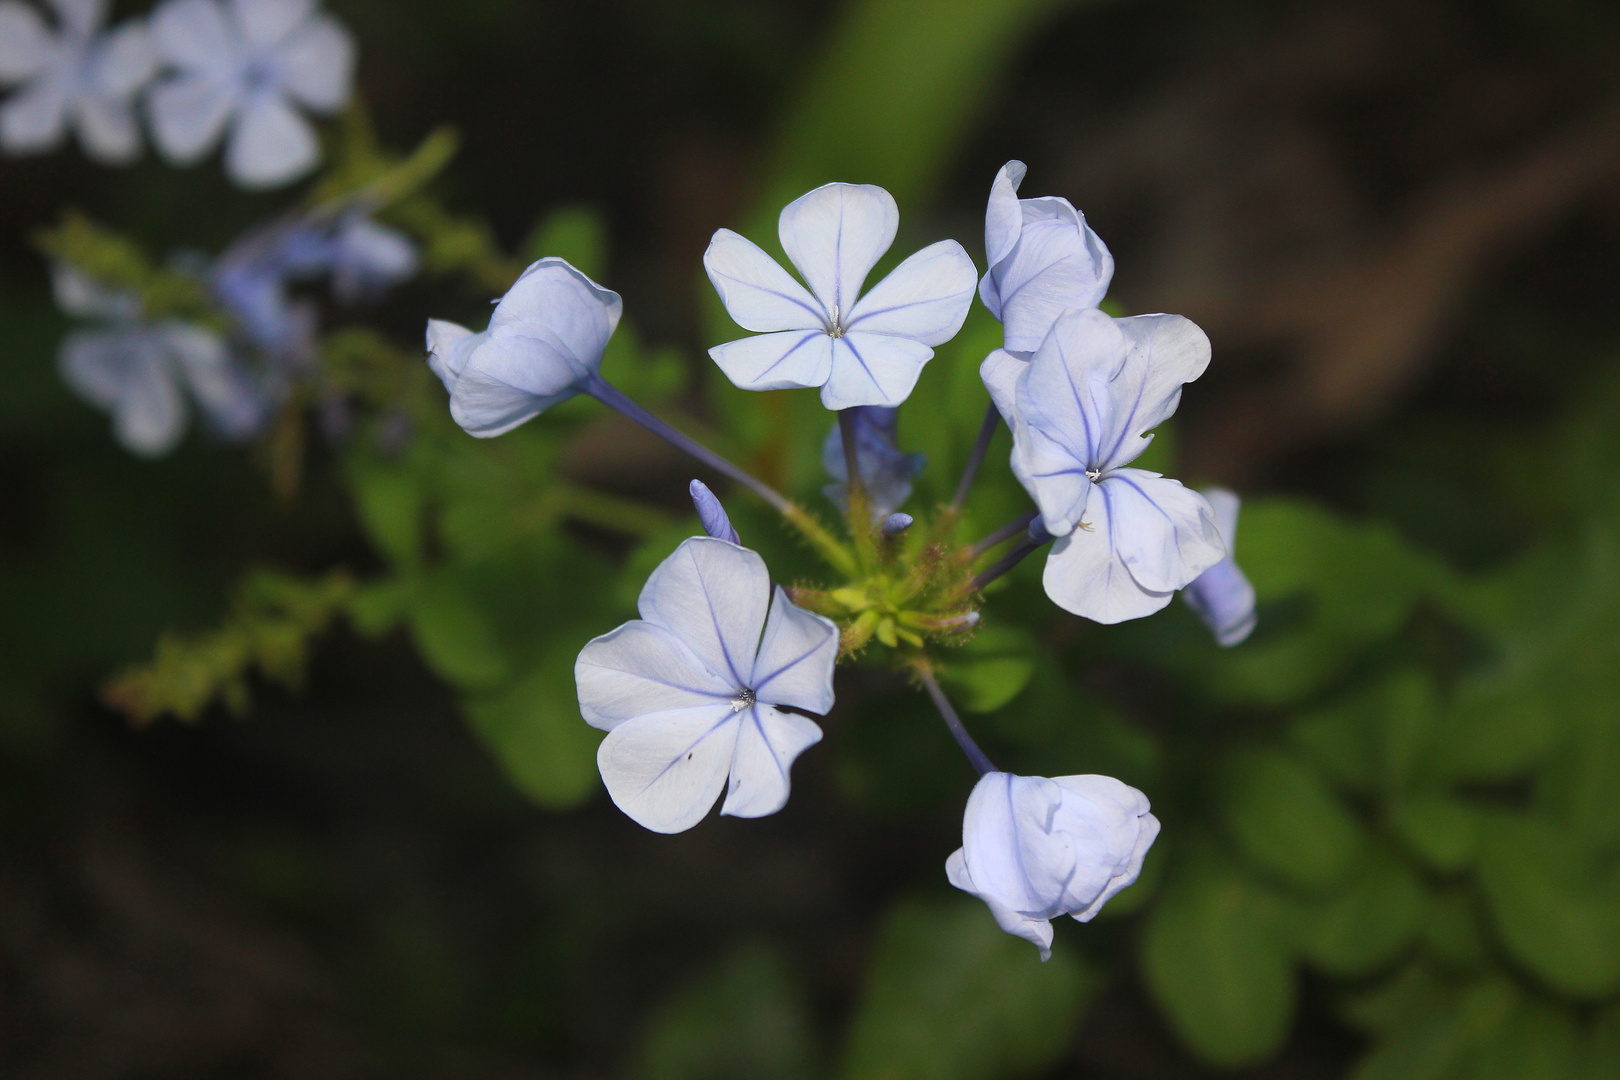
[971,522,1053,591]
[970,509,1038,559]
[584,374,857,576]
[951,403,1001,512]
[838,408,876,572]
[920,670,996,777]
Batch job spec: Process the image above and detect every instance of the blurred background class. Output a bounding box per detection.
[3,0,1620,1077]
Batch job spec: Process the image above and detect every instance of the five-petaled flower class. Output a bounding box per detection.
[704,182,977,410]
[427,257,620,438]
[947,771,1159,960]
[1182,487,1257,646]
[53,262,264,456]
[147,0,353,188]
[982,307,1225,623]
[576,536,839,834]
[0,0,156,163]
[980,160,1114,355]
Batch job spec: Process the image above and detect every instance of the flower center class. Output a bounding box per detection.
[730,687,757,713]
[826,303,846,339]
[1086,468,1102,482]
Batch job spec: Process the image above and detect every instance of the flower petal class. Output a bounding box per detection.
[820,331,931,410]
[962,772,1073,915]
[980,161,1114,354]
[1097,469,1223,594]
[596,704,739,834]
[146,72,234,162]
[425,319,478,393]
[1041,485,1174,625]
[73,93,140,163]
[274,11,350,112]
[151,0,237,72]
[161,320,263,439]
[636,537,770,690]
[575,620,735,732]
[60,329,187,457]
[845,239,976,346]
[1016,307,1127,471]
[227,0,309,51]
[708,329,831,393]
[946,847,1055,962]
[88,18,156,97]
[1050,775,1159,922]
[778,182,896,319]
[1090,314,1211,472]
[448,330,585,437]
[719,704,822,819]
[225,91,317,187]
[1182,488,1256,647]
[0,2,51,84]
[749,585,837,714]
[491,258,621,370]
[703,227,824,332]
[0,70,69,153]
[48,0,105,36]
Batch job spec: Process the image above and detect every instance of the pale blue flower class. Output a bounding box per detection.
[576,537,839,834]
[689,479,740,544]
[146,0,353,188]
[947,771,1159,960]
[54,264,263,455]
[981,307,1224,623]
[704,182,977,410]
[0,0,155,162]
[820,405,925,520]
[980,160,1113,354]
[1183,488,1257,646]
[427,257,620,438]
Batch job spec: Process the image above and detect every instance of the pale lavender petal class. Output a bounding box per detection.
[575,620,736,731]
[0,2,51,83]
[225,91,317,187]
[73,92,140,163]
[1182,488,1256,647]
[490,258,621,370]
[844,239,976,346]
[273,11,350,112]
[719,704,822,819]
[88,18,155,97]
[1091,314,1211,472]
[819,331,931,410]
[1097,469,1223,594]
[961,772,1072,916]
[708,329,831,393]
[448,331,585,437]
[946,848,1056,961]
[1016,307,1127,473]
[146,71,234,162]
[0,69,69,153]
[636,537,770,690]
[703,227,825,333]
[596,704,739,834]
[982,161,1026,271]
[150,0,237,73]
[227,0,309,51]
[1041,485,1175,624]
[425,319,478,393]
[47,0,105,37]
[777,182,896,320]
[749,585,837,714]
[60,329,188,457]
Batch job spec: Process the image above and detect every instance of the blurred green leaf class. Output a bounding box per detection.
[840,896,1096,1080]
[636,942,817,1080]
[940,625,1037,714]
[463,640,601,809]
[1141,859,1296,1067]
[1476,813,1620,999]
[1219,748,1366,892]
[1390,794,1480,873]
[409,569,514,690]
[1292,851,1426,978]
[523,204,609,281]
[1349,976,1515,1080]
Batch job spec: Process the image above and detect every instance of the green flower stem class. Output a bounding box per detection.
[839,408,879,573]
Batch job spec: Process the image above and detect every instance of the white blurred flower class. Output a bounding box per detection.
[147,0,353,188]
[0,0,156,163]
[947,771,1159,960]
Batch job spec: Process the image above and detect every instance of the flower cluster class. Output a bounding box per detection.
[0,0,353,187]
[421,164,1259,958]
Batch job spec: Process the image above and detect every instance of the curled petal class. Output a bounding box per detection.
[0,2,51,84]
[1041,485,1173,624]
[447,332,585,437]
[1049,774,1159,922]
[1098,469,1224,594]
[946,848,1055,961]
[720,705,822,819]
[1182,488,1256,647]
[575,621,735,731]
[1088,314,1211,472]
[709,329,831,393]
[636,537,770,690]
[425,319,477,393]
[596,704,739,834]
[749,585,837,715]
[820,331,931,410]
[845,239,977,346]
[778,182,896,319]
[1017,307,1127,472]
[703,228,825,333]
[146,72,234,162]
[982,160,1027,270]
[74,92,140,163]
[274,12,351,112]
[225,92,317,187]
[89,18,156,97]
[491,258,621,371]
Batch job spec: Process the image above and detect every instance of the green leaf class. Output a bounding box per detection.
[463,643,600,809]
[840,897,1096,1080]
[636,942,817,1080]
[409,571,513,690]
[1141,860,1296,1067]
[1476,813,1620,999]
[522,204,608,281]
[1219,749,1366,892]
[1435,681,1559,783]
[940,626,1038,714]
[349,456,426,571]
[1350,977,1516,1080]
[1292,852,1427,978]
[1390,794,1480,873]
[1474,997,1579,1080]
